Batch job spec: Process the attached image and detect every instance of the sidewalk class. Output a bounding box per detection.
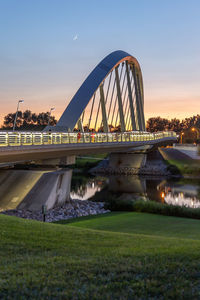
[173,145,200,160]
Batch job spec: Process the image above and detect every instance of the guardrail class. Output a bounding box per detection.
[0,131,177,147]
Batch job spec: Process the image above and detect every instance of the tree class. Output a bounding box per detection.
[23,110,32,125]
[2,110,57,130]
[146,115,200,133]
[3,113,15,128]
[146,117,170,132]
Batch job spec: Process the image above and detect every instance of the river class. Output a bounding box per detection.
[0,168,200,213]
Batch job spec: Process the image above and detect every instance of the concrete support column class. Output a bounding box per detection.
[18,169,72,211]
[109,152,147,173]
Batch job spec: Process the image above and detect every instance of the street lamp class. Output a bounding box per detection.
[180,132,184,144]
[13,99,24,131]
[47,107,55,127]
[191,127,200,141]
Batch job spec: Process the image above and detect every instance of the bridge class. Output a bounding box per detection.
[0,50,177,169]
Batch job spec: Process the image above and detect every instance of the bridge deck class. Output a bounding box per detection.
[0,131,176,147]
[0,131,177,165]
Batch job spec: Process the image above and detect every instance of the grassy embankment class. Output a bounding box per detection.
[159,148,200,175]
[167,159,200,175]
[74,153,107,171]
[1,212,200,299]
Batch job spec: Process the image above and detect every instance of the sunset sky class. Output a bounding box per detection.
[0,0,200,125]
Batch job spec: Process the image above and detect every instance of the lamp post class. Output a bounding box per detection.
[13,100,24,131]
[47,107,55,127]
[180,132,184,144]
[191,127,200,142]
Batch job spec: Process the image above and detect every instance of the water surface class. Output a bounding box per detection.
[0,168,200,212]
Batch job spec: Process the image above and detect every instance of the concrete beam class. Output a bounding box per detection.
[34,156,75,167]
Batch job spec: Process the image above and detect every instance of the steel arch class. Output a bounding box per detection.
[53,50,145,132]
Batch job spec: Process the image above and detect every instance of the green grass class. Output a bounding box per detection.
[166,159,200,175]
[1,212,200,299]
[74,153,107,170]
[159,148,200,175]
[60,212,200,239]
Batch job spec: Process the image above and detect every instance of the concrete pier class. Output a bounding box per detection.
[0,169,72,212]
[109,152,147,173]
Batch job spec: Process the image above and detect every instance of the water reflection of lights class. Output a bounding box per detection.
[70,179,103,201]
[164,192,200,208]
[161,192,165,199]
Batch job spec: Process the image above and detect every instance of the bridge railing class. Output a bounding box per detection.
[0,131,177,147]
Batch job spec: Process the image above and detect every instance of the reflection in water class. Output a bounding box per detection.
[70,181,102,200]
[71,174,200,209]
[0,168,200,212]
[157,183,200,208]
[70,175,106,200]
[108,176,146,194]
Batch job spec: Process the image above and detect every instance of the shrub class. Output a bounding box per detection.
[105,198,200,220]
[166,164,181,175]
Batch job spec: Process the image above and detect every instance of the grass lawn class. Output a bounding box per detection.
[74,153,107,169]
[1,212,200,299]
[167,158,200,175]
[59,212,200,240]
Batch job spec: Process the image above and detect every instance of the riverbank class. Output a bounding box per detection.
[160,147,200,176]
[1,199,110,222]
[74,153,108,172]
[1,212,200,299]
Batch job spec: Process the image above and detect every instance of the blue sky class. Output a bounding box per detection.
[0,0,200,123]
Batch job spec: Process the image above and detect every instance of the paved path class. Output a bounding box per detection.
[159,148,194,161]
[173,146,200,160]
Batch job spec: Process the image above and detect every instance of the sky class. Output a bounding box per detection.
[0,0,200,125]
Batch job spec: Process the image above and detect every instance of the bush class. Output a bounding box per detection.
[166,164,181,175]
[105,198,200,220]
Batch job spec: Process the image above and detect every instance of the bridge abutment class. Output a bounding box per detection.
[18,169,72,211]
[108,152,147,174]
[100,149,169,176]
